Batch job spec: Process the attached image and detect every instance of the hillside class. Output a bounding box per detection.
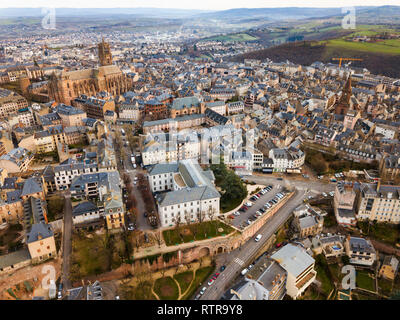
[232,41,400,78]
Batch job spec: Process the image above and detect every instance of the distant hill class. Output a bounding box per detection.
[196,7,345,21]
[0,7,213,18]
[232,41,400,78]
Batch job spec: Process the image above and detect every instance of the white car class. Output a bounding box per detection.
[199,287,207,295]
[254,234,262,242]
[241,268,249,276]
[245,202,253,207]
[329,191,335,197]
[234,211,241,216]
[322,192,327,197]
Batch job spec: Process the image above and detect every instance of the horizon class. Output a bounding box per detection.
[1,1,400,11]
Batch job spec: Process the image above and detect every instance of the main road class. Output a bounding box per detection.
[200,188,307,300]
[61,190,72,291]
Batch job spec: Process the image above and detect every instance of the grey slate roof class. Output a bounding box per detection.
[27,223,54,244]
[21,178,42,197]
[72,201,98,216]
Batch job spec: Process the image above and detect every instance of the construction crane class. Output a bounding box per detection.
[332,58,363,68]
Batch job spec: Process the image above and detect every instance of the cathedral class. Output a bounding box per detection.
[48,39,132,105]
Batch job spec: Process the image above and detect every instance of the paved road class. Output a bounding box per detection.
[61,191,72,291]
[200,189,307,300]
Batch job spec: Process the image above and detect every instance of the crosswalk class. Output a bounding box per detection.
[234,257,244,266]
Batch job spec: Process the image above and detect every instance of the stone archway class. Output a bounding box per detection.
[216,246,224,254]
[198,247,210,258]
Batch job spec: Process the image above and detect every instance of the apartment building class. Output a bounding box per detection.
[227,256,287,300]
[118,103,140,121]
[73,94,115,120]
[0,147,34,173]
[344,236,376,267]
[0,89,28,119]
[54,160,98,190]
[356,182,400,224]
[142,132,201,166]
[34,124,66,153]
[268,147,305,172]
[334,181,357,227]
[143,114,205,135]
[226,101,244,115]
[271,244,316,299]
[53,104,87,127]
[152,159,220,227]
[24,197,56,264]
[205,101,226,116]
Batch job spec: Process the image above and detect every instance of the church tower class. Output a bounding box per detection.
[98,38,112,66]
[334,76,353,115]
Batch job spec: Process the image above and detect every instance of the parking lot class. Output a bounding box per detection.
[228,184,285,229]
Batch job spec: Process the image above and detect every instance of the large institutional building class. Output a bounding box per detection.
[48,40,132,105]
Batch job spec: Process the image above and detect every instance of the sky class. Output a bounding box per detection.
[1,0,400,10]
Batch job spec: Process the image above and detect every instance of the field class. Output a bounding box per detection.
[321,38,400,56]
[234,24,400,77]
[205,33,258,42]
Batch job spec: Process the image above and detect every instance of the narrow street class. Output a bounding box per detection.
[61,191,72,291]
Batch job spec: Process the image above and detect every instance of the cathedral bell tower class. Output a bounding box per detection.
[98,38,113,66]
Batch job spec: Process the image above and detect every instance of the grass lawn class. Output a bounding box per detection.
[71,232,111,279]
[153,276,179,300]
[356,270,375,291]
[174,271,193,295]
[379,278,393,296]
[357,221,400,245]
[221,197,242,213]
[182,266,214,300]
[162,221,234,246]
[119,281,156,300]
[315,264,334,295]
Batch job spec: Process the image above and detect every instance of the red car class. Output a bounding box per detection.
[228,214,235,219]
[215,273,220,278]
[276,242,283,248]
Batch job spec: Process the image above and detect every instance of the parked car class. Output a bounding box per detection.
[245,202,253,207]
[277,178,283,181]
[255,234,263,242]
[322,192,328,197]
[220,266,226,272]
[195,294,201,300]
[200,287,207,295]
[241,268,249,276]
[207,279,215,286]
[215,273,220,278]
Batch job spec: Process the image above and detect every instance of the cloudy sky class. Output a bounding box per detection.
[1,0,400,10]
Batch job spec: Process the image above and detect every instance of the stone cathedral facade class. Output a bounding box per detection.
[48,40,132,105]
